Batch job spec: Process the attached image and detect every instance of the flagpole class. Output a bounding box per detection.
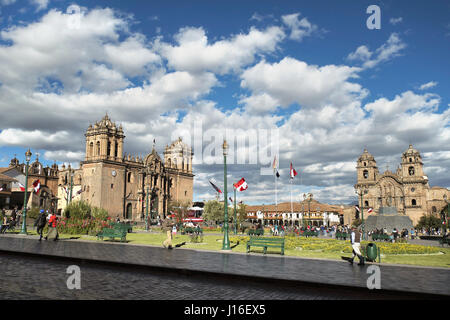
[290,178,293,215]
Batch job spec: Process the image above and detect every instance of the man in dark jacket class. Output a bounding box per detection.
[36,209,47,241]
[349,227,364,265]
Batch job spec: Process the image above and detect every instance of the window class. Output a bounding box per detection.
[365,201,369,207]
[409,158,412,163]
[96,141,100,156]
[107,141,111,156]
[128,172,132,183]
[363,162,367,166]
[363,170,368,179]
[408,166,415,176]
[111,184,114,189]
[412,199,416,206]
[432,206,437,213]
[114,142,118,158]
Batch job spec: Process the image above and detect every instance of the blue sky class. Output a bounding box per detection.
[0,0,449,204]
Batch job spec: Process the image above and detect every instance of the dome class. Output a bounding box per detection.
[403,144,420,156]
[358,148,375,162]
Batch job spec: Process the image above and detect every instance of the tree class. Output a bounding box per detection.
[236,203,247,226]
[168,200,191,224]
[416,214,441,230]
[203,200,224,225]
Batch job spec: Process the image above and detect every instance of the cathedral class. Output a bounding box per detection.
[57,114,194,220]
[355,145,449,225]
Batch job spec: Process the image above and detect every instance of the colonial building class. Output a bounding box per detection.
[0,155,59,211]
[355,145,449,225]
[58,114,194,220]
[246,199,343,227]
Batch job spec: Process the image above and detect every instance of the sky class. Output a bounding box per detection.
[0,0,449,206]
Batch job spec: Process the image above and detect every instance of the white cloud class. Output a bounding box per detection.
[281,13,318,41]
[31,0,49,12]
[389,17,403,25]
[158,25,285,74]
[240,57,366,113]
[0,0,16,6]
[347,33,406,69]
[419,81,438,90]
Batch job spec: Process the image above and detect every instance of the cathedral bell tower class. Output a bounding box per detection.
[401,144,424,179]
[84,114,125,162]
[356,149,378,187]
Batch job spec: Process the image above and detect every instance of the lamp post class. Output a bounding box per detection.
[69,169,74,203]
[145,186,149,231]
[222,139,231,250]
[20,149,32,235]
[443,195,449,236]
[355,187,368,240]
[233,186,237,235]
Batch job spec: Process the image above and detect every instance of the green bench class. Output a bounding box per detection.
[335,232,349,240]
[302,231,318,238]
[109,222,134,233]
[439,236,450,247]
[372,234,391,241]
[246,236,285,255]
[97,224,127,242]
[248,229,264,236]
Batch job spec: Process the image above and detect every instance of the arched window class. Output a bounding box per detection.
[363,162,367,167]
[96,141,101,156]
[107,141,111,156]
[114,142,118,158]
[127,172,132,183]
[365,201,369,207]
[409,158,412,163]
[363,170,368,179]
[408,166,415,176]
[412,199,417,206]
[432,206,437,213]
[89,142,94,157]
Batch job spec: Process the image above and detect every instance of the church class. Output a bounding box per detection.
[355,145,449,225]
[57,114,194,220]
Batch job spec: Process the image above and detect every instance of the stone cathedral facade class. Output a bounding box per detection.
[57,114,194,220]
[355,145,449,225]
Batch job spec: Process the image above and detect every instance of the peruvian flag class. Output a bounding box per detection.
[209,179,222,194]
[234,178,248,192]
[367,208,373,214]
[32,179,40,194]
[355,205,360,212]
[290,163,298,179]
[18,182,26,192]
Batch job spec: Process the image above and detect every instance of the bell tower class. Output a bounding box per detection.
[85,114,125,162]
[401,144,424,179]
[356,149,378,186]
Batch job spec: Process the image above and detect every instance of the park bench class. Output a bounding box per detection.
[439,236,450,247]
[97,225,127,242]
[335,232,349,240]
[302,231,318,238]
[246,236,285,255]
[247,228,264,236]
[372,234,391,242]
[110,222,134,233]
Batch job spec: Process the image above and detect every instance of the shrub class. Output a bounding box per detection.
[27,207,40,219]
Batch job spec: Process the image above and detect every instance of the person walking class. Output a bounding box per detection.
[348,227,364,265]
[36,209,47,241]
[45,212,58,241]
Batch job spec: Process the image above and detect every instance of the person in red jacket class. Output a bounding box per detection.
[45,212,59,241]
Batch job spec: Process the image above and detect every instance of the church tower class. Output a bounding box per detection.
[400,144,425,180]
[356,148,378,187]
[84,114,125,162]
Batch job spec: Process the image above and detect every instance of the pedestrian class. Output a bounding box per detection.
[163,218,174,249]
[36,209,47,241]
[0,215,9,233]
[348,227,364,265]
[410,228,415,240]
[172,224,177,236]
[45,212,58,241]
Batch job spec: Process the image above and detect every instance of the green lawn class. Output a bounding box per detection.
[20,230,450,268]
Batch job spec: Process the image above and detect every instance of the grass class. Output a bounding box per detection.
[15,229,450,268]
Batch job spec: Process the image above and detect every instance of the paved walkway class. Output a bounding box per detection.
[0,234,448,297]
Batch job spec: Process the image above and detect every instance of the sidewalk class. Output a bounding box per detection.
[0,234,448,297]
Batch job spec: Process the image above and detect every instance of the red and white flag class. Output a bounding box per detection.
[290,163,298,179]
[355,205,360,212]
[367,208,373,214]
[233,178,248,192]
[18,182,26,192]
[32,179,40,194]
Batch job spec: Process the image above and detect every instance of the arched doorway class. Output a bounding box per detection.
[126,203,132,220]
